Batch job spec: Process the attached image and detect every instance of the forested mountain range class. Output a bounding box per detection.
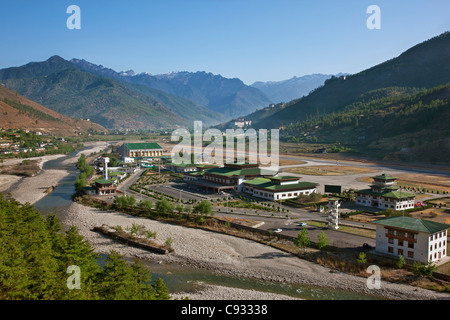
[253,32,450,130]
[71,59,273,119]
[282,85,450,162]
[0,56,227,130]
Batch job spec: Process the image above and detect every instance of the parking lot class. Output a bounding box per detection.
[144,181,232,202]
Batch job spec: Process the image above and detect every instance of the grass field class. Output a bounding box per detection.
[360,173,450,194]
[285,165,377,176]
[304,220,376,238]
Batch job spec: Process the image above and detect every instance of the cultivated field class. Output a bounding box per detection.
[284,165,377,176]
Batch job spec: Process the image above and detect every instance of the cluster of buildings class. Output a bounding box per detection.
[83,156,134,196]
[354,173,449,264]
[183,162,318,200]
[83,142,170,196]
[0,131,51,155]
[113,142,321,201]
[81,141,449,265]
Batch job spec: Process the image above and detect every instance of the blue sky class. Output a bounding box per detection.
[1,0,449,84]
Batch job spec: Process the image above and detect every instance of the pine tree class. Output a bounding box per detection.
[153,277,171,300]
[0,194,171,300]
[98,250,143,300]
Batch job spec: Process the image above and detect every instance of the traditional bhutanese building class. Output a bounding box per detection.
[93,179,117,195]
[371,216,449,263]
[243,176,318,201]
[355,173,415,211]
[184,163,275,193]
[118,142,163,159]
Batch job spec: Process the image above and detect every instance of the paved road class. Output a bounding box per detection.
[212,206,376,249]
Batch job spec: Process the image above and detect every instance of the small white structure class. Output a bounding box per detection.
[167,163,199,173]
[102,157,110,180]
[371,216,449,263]
[123,157,134,163]
[327,198,340,229]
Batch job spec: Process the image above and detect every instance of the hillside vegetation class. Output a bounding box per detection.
[0,194,170,300]
[282,85,450,163]
[0,85,107,136]
[255,32,450,130]
[0,56,226,130]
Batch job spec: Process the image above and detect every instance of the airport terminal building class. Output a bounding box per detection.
[355,174,416,211]
[118,142,163,159]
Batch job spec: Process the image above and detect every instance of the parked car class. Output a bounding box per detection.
[298,222,307,227]
[363,243,374,249]
[273,228,282,233]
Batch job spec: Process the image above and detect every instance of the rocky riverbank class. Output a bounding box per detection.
[1,142,108,205]
[62,202,450,300]
[1,154,68,204]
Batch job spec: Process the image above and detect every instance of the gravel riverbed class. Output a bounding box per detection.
[62,202,450,300]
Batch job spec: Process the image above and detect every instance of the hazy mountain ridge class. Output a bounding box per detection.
[251,73,348,103]
[254,32,450,130]
[71,59,273,119]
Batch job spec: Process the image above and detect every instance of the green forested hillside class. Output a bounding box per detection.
[282,85,450,162]
[122,82,228,126]
[255,32,450,129]
[0,56,226,129]
[1,67,188,130]
[0,194,170,300]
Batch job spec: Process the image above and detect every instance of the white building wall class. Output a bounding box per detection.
[427,230,447,262]
[243,186,316,201]
[355,194,415,211]
[375,226,447,263]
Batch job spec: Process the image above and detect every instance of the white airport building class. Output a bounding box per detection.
[371,216,449,263]
[355,173,416,211]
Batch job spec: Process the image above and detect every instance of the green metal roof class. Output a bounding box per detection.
[107,171,124,176]
[244,177,317,191]
[170,162,199,167]
[372,173,397,180]
[357,189,415,199]
[94,179,115,185]
[185,171,204,176]
[125,142,162,150]
[372,216,450,234]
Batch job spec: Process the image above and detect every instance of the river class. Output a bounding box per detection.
[32,149,381,300]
